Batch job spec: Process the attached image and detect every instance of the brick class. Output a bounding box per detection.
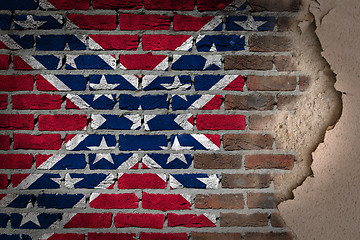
[275,56,298,71]
[67,14,117,30]
[192,232,242,240]
[244,232,293,240]
[249,35,292,52]
[174,15,214,31]
[247,193,279,209]
[0,114,34,130]
[0,14,11,30]
[114,213,165,229]
[167,213,216,227]
[222,174,271,188]
[277,17,299,32]
[194,154,242,169]
[142,35,192,51]
[120,53,168,70]
[0,94,7,109]
[270,213,287,227]
[12,94,62,110]
[299,76,311,91]
[248,0,300,12]
[0,135,9,150]
[140,233,188,240]
[224,134,273,150]
[225,55,273,70]
[277,95,301,110]
[42,0,90,10]
[225,94,275,110]
[39,114,88,131]
[196,115,246,130]
[142,192,191,211]
[144,0,194,10]
[0,54,9,69]
[93,0,142,9]
[197,0,233,11]
[247,75,297,91]
[118,173,166,189]
[0,75,34,91]
[89,193,139,209]
[89,35,139,50]
[220,213,268,227]
[14,134,62,150]
[64,213,112,228]
[249,114,275,130]
[88,232,136,240]
[245,154,295,170]
[195,194,244,209]
[0,154,33,169]
[0,174,8,189]
[120,14,170,30]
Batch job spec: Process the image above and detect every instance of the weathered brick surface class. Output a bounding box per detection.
[195,194,244,209]
[222,174,271,188]
[0,0,306,237]
[194,154,242,169]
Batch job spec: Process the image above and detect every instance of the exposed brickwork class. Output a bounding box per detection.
[0,0,305,238]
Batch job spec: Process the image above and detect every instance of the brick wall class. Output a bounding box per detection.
[0,0,303,239]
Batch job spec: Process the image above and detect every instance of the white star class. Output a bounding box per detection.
[88,137,115,150]
[234,16,267,30]
[209,42,217,52]
[92,153,114,164]
[64,42,70,51]
[197,175,219,189]
[203,55,221,70]
[20,212,41,227]
[65,174,83,188]
[171,136,193,151]
[160,76,190,90]
[66,55,77,69]
[90,75,120,90]
[15,15,47,29]
[93,94,114,101]
[166,154,188,164]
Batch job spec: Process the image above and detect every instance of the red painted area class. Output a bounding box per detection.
[173,14,214,31]
[47,0,90,9]
[67,14,117,30]
[35,75,59,91]
[11,174,29,188]
[12,94,62,110]
[0,135,10,150]
[0,54,9,70]
[0,114,34,130]
[90,193,139,209]
[89,35,139,50]
[144,0,194,10]
[204,134,221,148]
[47,233,85,240]
[140,233,188,240]
[142,35,191,51]
[118,173,166,189]
[120,14,170,30]
[64,213,112,228]
[88,232,136,240]
[223,75,245,91]
[114,213,165,229]
[65,98,81,109]
[0,75,34,91]
[93,0,142,9]
[0,94,7,109]
[201,95,222,110]
[197,0,233,11]
[0,174,8,189]
[120,53,167,70]
[0,154,33,169]
[142,192,191,211]
[13,56,33,70]
[65,134,76,143]
[167,213,216,227]
[38,114,87,131]
[197,114,246,130]
[35,154,51,168]
[14,134,62,150]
